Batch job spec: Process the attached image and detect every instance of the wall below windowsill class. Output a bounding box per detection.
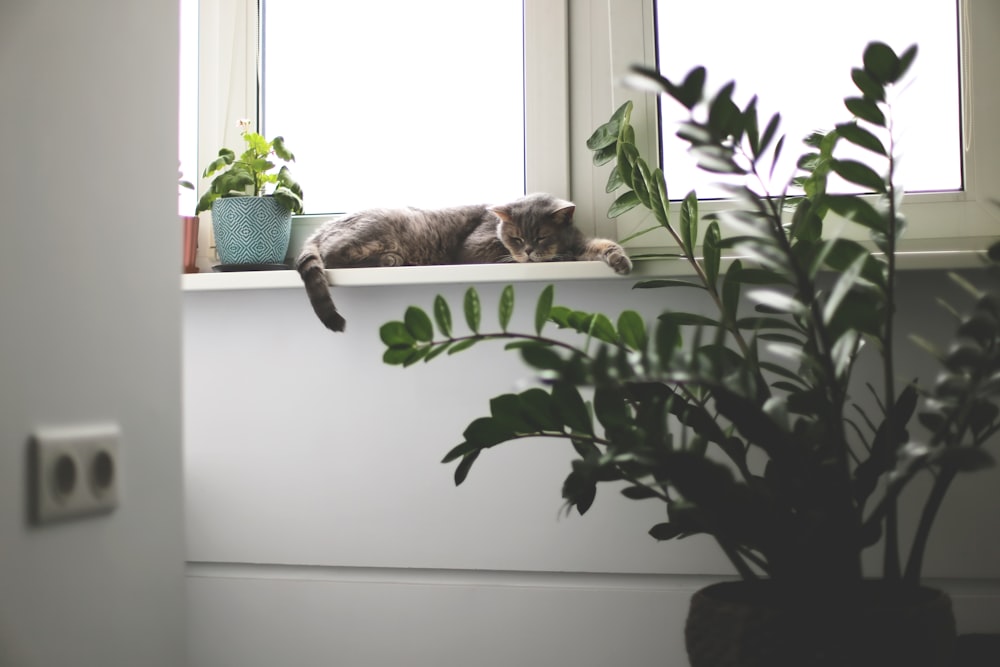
[181,239,994,292]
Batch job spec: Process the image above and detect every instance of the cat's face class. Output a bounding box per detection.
[490,194,576,263]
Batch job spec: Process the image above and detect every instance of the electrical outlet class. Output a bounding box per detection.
[30,423,121,525]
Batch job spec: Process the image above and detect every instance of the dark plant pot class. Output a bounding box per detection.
[181,215,199,273]
[685,580,956,667]
[211,196,292,265]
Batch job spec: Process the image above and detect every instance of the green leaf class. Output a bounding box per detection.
[520,344,564,371]
[423,342,452,362]
[592,143,617,166]
[608,191,641,218]
[463,416,514,448]
[622,485,660,500]
[594,386,630,431]
[702,221,721,288]
[404,307,434,342]
[498,285,515,332]
[897,44,918,82]
[633,279,704,290]
[863,41,901,85]
[490,394,535,434]
[433,295,452,338]
[605,165,625,193]
[680,191,699,257]
[835,122,887,156]
[851,68,885,102]
[659,312,721,327]
[617,311,647,351]
[586,118,621,151]
[721,259,743,325]
[748,289,805,316]
[826,194,887,233]
[552,382,593,434]
[442,440,480,464]
[454,451,480,485]
[831,159,886,193]
[534,285,554,335]
[649,522,684,540]
[444,338,477,355]
[845,97,886,127]
[382,346,418,366]
[518,388,563,431]
[464,288,481,333]
[379,321,415,347]
[655,318,681,364]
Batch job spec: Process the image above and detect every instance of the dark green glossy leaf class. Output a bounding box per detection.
[534,284,554,335]
[608,190,641,218]
[845,97,886,127]
[490,393,535,434]
[633,279,704,290]
[404,306,434,342]
[423,342,453,362]
[605,165,625,193]
[863,41,901,85]
[462,416,514,448]
[721,259,743,325]
[831,159,886,193]
[649,522,684,541]
[518,388,563,431]
[897,44,918,82]
[851,67,885,102]
[703,221,721,288]
[655,318,681,365]
[562,470,597,514]
[592,143,617,166]
[835,122,887,156]
[433,295,452,337]
[594,386,630,431]
[622,485,660,500]
[442,440,480,464]
[464,287,481,333]
[382,346,418,366]
[552,382,593,435]
[498,285,515,331]
[826,194,887,233]
[659,312,721,327]
[617,310,647,351]
[586,118,620,151]
[679,191,698,256]
[454,451,480,485]
[447,338,478,355]
[520,344,564,371]
[379,321,414,347]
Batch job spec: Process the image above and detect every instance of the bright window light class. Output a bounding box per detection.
[262,1,526,214]
[655,0,962,200]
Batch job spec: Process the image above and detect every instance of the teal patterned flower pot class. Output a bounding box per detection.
[211,196,292,265]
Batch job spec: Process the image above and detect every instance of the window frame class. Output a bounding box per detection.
[194,0,999,273]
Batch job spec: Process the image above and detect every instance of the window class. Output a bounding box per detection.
[192,0,1000,268]
[262,1,526,213]
[655,0,962,200]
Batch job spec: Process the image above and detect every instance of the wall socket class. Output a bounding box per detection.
[29,423,121,525]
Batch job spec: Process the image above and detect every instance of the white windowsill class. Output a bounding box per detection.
[180,240,993,293]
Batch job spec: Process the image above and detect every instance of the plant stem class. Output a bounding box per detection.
[883,108,901,582]
[903,466,956,584]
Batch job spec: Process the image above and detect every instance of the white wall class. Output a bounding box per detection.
[0,2,186,665]
[184,270,1000,667]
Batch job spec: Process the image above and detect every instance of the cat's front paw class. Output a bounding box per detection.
[605,246,632,275]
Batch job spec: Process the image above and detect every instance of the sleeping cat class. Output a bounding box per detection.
[295,192,632,332]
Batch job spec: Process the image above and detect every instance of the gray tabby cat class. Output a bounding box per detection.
[295,192,632,332]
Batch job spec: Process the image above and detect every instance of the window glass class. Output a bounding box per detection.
[655,0,962,200]
[262,1,526,214]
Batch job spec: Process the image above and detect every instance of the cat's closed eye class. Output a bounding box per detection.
[510,236,524,245]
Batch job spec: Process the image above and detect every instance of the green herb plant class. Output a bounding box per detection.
[379,42,1000,596]
[195,119,304,215]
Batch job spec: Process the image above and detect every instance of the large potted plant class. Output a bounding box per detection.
[378,42,999,666]
[196,119,304,267]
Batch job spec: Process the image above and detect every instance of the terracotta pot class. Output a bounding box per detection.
[685,580,955,667]
[181,215,199,274]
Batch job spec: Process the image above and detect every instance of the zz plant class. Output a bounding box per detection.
[379,42,1000,595]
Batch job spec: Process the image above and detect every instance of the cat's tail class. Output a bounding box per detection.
[295,242,347,332]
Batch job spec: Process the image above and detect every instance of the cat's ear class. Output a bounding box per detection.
[552,200,576,226]
[489,205,513,224]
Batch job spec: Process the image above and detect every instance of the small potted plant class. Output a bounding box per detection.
[196,119,304,267]
[378,42,1000,666]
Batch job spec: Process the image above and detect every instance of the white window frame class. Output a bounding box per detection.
[194,0,999,273]
[570,0,1000,268]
